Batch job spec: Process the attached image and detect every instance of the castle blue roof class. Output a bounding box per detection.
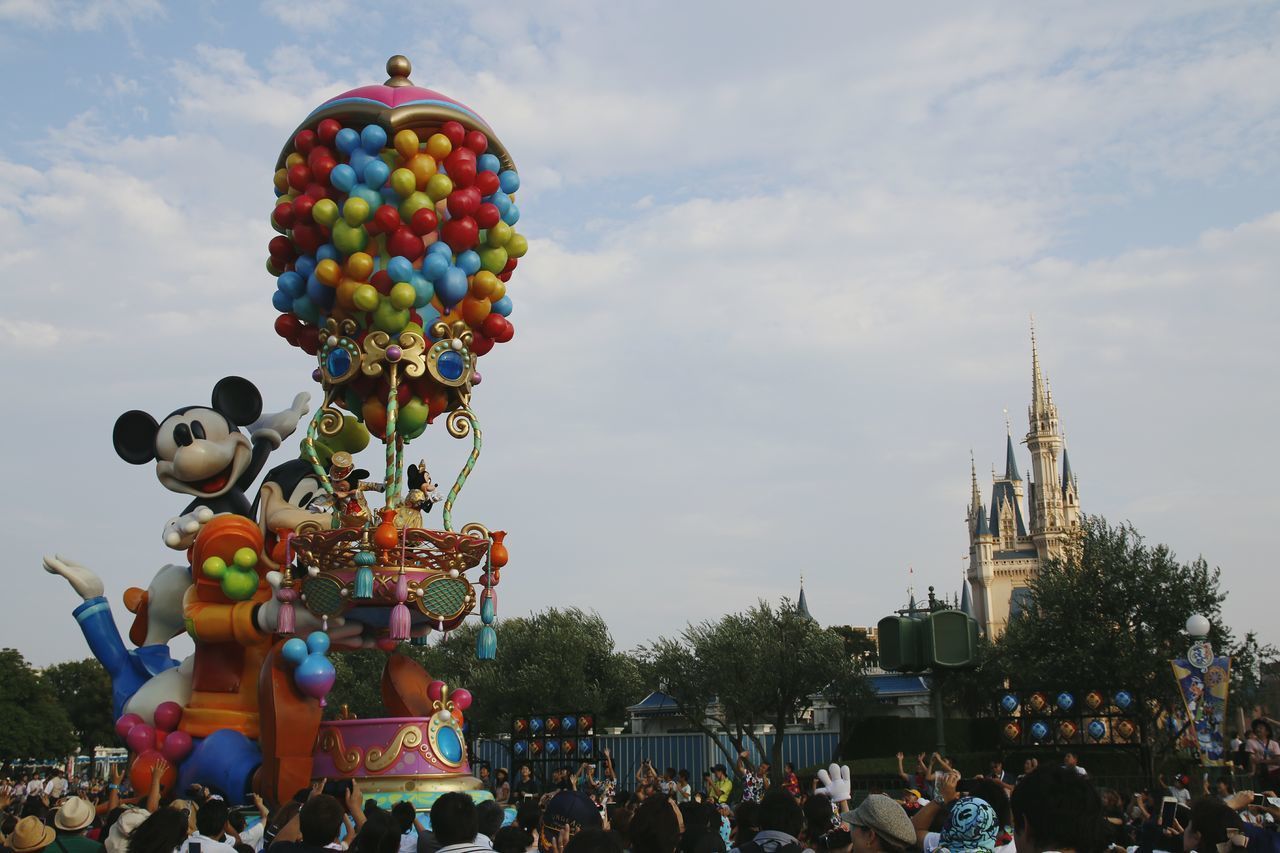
[989,481,1027,537]
[628,691,680,715]
[1005,434,1022,481]
[1061,448,1074,494]
[974,502,991,537]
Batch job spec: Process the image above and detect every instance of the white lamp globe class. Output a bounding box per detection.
[1186,614,1211,638]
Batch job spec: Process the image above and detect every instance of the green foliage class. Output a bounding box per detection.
[641,600,871,776]
[0,649,76,760]
[42,659,115,752]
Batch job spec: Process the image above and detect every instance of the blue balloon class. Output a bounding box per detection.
[499,170,520,193]
[492,192,512,214]
[491,295,513,317]
[380,185,400,206]
[306,275,335,308]
[294,255,317,278]
[411,275,435,308]
[360,124,388,154]
[294,296,320,324]
[456,250,481,275]
[501,203,520,226]
[316,244,339,262]
[420,252,449,281]
[348,149,373,176]
[387,256,415,284]
[329,163,356,192]
[427,240,452,257]
[305,630,330,655]
[281,637,308,666]
[334,128,360,154]
[419,305,441,334]
[294,654,335,700]
[277,271,305,298]
[438,266,468,308]
[478,153,501,175]
[364,159,391,189]
[271,290,293,312]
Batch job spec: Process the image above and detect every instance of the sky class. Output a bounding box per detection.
[1,0,1278,667]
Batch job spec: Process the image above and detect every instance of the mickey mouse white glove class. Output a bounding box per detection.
[249,392,311,448]
[816,763,852,804]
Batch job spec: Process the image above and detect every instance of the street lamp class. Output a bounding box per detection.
[1186,614,1211,639]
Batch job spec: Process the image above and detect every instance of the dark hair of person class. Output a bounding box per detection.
[351,808,403,853]
[292,788,312,805]
[966,778,1012,828]
[128,808,190,853]
[392,801,417,834]
[263,800,300,847]
[565,828,625,853]
[517,800,542,834]
[496,769,509,781]
[477,800,505,840]
[234,844,255,853]
[196,798,230,838]
[299,795,345,847]
[1009,765,1102,853]
[431,792,479,847]
[495,825,535,853]
[679,802,726,853]
[227,810,247,834]
[607,804,632,837]
[1252,719,1274,741]
[1187,798,1244,853]
[757,790,803,839]
[628,796,681,853]
[733,801,760,840]
[21,798,50,821]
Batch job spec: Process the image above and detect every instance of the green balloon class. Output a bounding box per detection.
[373,298,410,334]
[506,233,528,259]
[479,246,508,274]
[390,168,417,198]
[221,568,259,601]
[313,198,339,227]
[332,220,368,255]
[399,398,429,441]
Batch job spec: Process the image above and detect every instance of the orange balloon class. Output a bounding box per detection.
[408,154,437,190]
[130,751,176,796]
[490,280,506,301]
[459,296,491,326]
[335,278,361,309]
[470,271,499,299]
[363,396,388,439]
[394,129,420,161]
[346,252,374,282]
[426,389,449,420]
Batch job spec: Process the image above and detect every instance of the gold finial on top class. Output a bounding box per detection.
[385,55,413,87]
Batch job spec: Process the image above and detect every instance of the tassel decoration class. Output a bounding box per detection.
[389,570,410,641]
[477,625,497,660]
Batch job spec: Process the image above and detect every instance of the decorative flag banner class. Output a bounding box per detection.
[1172,637,1231,766]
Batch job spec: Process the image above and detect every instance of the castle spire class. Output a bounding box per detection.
[970,451,982,513]
[1004,428,1022,482]
[1031,316,1048,418]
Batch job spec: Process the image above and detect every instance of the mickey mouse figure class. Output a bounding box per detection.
[113,376,310,550]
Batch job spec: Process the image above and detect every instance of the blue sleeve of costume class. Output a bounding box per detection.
[73,596,148,718]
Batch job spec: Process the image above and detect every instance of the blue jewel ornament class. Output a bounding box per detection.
[437,349,465,381]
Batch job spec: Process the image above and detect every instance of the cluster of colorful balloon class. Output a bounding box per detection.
[115,701,193,792]
[267,117,524,439]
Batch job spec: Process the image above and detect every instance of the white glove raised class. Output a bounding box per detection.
[815,763,852,804]
[249,392,311,448]
[163,506,216,549]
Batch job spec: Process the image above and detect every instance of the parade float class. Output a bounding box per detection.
[45,55,526,811]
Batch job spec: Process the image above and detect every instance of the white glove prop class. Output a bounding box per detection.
[164,506,216,549]
[249,392,311,448]
[43,554,105,601]
[815,763,852,804]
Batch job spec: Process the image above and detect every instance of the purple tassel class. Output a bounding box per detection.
[389,572,410,641]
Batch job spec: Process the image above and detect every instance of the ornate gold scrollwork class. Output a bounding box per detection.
[365,724,425,772]
[317,729,364,773]
[459,522,491,541]
[361,331,427,379]
[446,408,474,439]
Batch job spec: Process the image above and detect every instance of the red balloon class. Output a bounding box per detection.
[446,187,481,217]
[374,205,402,234]
[474,203,500,229]
[294,129,316,155]
[268,236,295,261]
[470,330,494,356]
[480,314,507,340]
[275,314,300,339]
[464,131,488,154]
[475,171,500,196]
[496,320,514,343]
[153,701,183,732]
[409,207,438,236]
[444,148,476,187]
[441,120,466,147]
[317,118,342,145]
[126,723,156,754]
[305,183,330,201]
[387,227,424,261]
[497,269,512,283]
[292,223,323,254]
[441,216,478,253]
[503,258,518,274]
[370,270,393,295]
[287,164,311,191]
[130,750,175,796]
[115,713,144,739]
[160,730,193,763]
[312,157,336,185]
[306,146,332,170]
[298,325,320,355]
[274,202,296,230]
[291,195,314,223]
[378,376,413,406]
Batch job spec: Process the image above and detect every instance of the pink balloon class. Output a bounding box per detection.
[451,688,473,711]
[115,713,144,740]
[427,680,445,701]
[161,730,193,763]
[153,701,183,732]
[126,723,156,755]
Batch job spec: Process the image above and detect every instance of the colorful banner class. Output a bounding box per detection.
[1171,644,1230,765]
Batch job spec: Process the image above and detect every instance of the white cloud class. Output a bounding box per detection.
[0,0,163,30]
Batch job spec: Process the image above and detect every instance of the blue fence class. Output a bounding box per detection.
[473,730,840,783]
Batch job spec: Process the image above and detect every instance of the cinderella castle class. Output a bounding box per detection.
[965,327,1081,637]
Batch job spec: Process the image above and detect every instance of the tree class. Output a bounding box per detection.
[976,516,1273,776]
[324,609,643,747]
[43,659,115,752]
[0,649,76,761]
[641,600,869,782]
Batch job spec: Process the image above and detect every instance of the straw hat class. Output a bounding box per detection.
[54,796,95,832]
[8,816,56,853]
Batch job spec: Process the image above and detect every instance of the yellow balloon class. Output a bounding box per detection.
[273,168,289,192]
[408,154,437,189]
[285,152,304,169]
[394,129,420,160]
[346,252,374,282]
[353,284,380,312]
[343,196,371,226]
[506,233,528,258]
[312,198,339,227]
[316,258,342,287]
[426,133,452,159]
[471,270,499,299]
[490,280,506,301]
[426,173,453,202]
[336,278,361,309]
[390,168,417,198]
[487,221,512,247]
